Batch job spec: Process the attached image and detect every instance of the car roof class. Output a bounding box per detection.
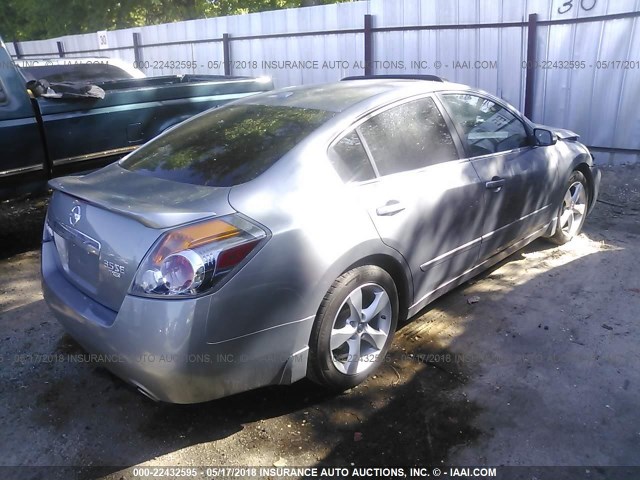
[245,79,469,113]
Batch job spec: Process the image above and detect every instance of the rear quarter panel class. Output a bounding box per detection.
[219,136,412,345]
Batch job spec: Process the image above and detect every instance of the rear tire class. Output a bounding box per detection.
[549,170,589,245]
[307,266,399,391]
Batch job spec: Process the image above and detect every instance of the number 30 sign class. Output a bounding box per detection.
[97,31,109,50]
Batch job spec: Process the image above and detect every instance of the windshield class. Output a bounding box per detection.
[120,104,335,187]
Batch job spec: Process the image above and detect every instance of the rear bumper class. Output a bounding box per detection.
[42,241,312,403]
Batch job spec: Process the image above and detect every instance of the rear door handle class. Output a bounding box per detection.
[485,177,505,191]
[376,200,406,216]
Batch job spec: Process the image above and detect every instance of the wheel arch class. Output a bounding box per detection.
[573,161,595,209]
[305,252,411,389]
[339,253,413,324]
[568,149,595,208]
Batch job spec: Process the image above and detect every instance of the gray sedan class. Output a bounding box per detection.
[42,77,601,403]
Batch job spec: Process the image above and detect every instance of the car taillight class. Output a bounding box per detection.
[130,214,267,298]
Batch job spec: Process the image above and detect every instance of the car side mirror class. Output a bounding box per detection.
[534,128,557,146]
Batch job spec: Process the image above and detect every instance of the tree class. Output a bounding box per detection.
[0,0,354,41]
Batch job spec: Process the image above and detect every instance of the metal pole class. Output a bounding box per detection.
[13,41,23,59]
[524,13,538,120]
[364,14,373,76]
[222,33,231,75]
[133,32,143,66]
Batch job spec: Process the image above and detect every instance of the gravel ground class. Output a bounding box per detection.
[0,166,639,480]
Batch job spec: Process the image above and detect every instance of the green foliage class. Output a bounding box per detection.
[0,0,353,41]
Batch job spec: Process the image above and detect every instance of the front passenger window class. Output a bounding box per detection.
[441,94,529,157]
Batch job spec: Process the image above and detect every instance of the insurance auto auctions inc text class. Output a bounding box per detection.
[196,466,497,478]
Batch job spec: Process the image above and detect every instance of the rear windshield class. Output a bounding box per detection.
[121,104,334,187]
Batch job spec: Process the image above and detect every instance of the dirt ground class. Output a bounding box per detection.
[0,166,639,480]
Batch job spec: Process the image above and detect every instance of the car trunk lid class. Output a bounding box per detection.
[47,164,235,311]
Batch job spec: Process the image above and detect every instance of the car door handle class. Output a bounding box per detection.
[485,177,505,191]
[376,201,406,216]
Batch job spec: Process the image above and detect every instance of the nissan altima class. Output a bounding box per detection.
[42,76,601,403]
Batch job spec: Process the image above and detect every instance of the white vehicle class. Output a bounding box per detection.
[14,57,145,83]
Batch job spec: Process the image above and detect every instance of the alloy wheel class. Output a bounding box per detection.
[329,283,392,375]
[559,181,587,237]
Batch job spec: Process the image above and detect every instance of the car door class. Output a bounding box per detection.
[329,96,486,307]
[438,93,557,261]
[0,70,49,197]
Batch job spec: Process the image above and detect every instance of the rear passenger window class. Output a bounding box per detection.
[329,130,375,183]
[357,97,458,176]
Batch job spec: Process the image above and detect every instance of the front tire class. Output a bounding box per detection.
[549,170,589,245]
[307,266,399,391]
